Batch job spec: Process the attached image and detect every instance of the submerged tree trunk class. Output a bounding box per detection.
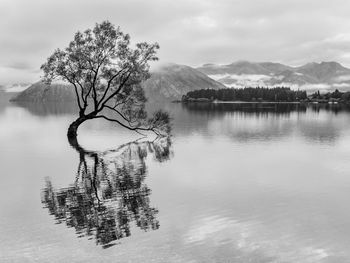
[67,116,88,139]
[67,110,99,141]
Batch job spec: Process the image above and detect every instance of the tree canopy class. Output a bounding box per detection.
[41,21,170,138]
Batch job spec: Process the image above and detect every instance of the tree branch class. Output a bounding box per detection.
[75,79,87,106]
[94,115,157,135]
[62,74,83,111]
[97,71,132,111]
[104,105,138,125]
[91,64,101,110]
[97,67,127,108]
[96,48,155,111]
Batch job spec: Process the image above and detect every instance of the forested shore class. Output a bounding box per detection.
[182,87,350,104]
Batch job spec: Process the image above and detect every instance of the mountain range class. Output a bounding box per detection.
[197,61,350,92]
[7,61,350,103]
[143,63,225,101]
[10,64,225,103]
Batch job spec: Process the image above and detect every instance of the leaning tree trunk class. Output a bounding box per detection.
[67,116,88,140]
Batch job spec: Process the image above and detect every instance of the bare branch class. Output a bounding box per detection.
[97,67,128,107]
[75,79,87,106]
[94,115,157,135]
[104,105,138,125]
[62,74,83,111]
[97,71,132,111]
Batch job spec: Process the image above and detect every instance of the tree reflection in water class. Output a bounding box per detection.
[41,136,172,248]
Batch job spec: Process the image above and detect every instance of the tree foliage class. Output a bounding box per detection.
[41,21,170,137]
[311,89,350,102]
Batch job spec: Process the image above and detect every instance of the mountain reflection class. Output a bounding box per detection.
[41,136,172,248]
[178,102,350,143]
[12,101,77,116]
[182,102,350,115]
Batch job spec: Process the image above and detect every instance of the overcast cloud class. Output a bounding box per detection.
[1,0,350,84]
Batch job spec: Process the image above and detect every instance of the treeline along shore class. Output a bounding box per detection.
[181,87,350,104]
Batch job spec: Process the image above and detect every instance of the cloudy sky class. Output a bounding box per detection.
[1,0,350,84]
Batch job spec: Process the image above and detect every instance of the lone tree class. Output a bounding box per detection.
[41,21,170,139]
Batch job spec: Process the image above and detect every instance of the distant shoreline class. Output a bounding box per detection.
[175,100,302,104]
[212,101,302,104]
[174,100,346,105]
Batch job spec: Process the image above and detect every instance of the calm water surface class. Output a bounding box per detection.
[1,95,350,262]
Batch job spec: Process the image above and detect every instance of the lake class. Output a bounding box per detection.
[1,96,350,262]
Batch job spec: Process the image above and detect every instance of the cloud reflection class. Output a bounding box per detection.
[184,215,330,262]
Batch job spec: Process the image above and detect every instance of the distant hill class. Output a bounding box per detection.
[10,81,75,102]
[0,83,31,93]
[296,62,350,82]
[197,61,350,92]
[198,61,291,75]
[142,63,225,101]
[10,64,225,103]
